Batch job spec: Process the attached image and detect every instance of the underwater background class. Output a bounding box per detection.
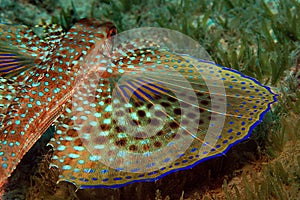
[0,0,299,199]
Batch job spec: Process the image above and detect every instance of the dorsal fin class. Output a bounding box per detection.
[34,20,65,46]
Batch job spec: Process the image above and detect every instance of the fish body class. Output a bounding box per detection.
[0,18,116,186]
[0,19,277,189]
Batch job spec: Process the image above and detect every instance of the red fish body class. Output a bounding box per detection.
[0,18,116,187]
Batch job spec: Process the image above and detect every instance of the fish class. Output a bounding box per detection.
[0,18,278,189]
[0,18,116,187]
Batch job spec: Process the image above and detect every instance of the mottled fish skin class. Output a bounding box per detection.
[0,18,116,186]
[0,18,278,190]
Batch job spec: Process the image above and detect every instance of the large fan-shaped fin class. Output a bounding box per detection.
[49,47,277,188]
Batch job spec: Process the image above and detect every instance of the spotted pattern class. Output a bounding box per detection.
[49,40,277,188]
[0,18,116,185]
[0,19,277,189]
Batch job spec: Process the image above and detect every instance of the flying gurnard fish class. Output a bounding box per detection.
[0,18,277,189]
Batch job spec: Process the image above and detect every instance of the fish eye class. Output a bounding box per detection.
[107,27,117,38]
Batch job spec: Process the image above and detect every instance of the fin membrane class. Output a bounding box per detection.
[49,47,277,188]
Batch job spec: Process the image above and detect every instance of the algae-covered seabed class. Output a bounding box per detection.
[0,0,299,199]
